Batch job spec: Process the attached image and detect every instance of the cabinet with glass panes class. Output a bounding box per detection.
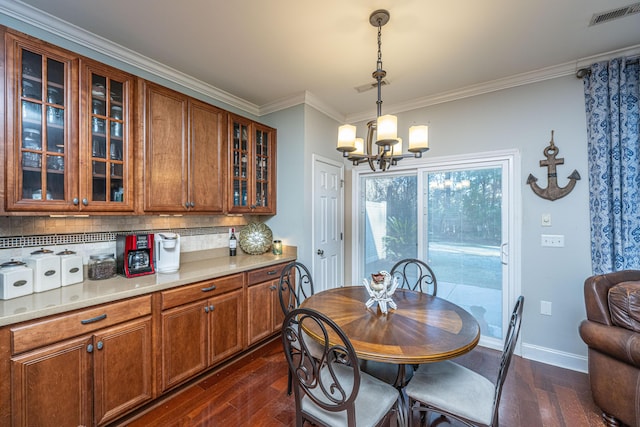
[3,29,134,213]
[228,114,276,214]
[81,59,134,212]
[4,31,76,212]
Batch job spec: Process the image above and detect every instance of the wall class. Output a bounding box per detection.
[342,75,592,370]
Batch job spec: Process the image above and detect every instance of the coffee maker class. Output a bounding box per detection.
[116,234,155,278]
[155,232,180,274]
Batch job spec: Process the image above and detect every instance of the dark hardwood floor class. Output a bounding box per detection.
[114,337,604,427]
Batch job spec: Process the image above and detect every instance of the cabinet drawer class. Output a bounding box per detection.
[10,295,151,355]
[247,263,287,286]
[161,273,244,310]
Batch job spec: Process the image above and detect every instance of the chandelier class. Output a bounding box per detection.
[336,9,429,172]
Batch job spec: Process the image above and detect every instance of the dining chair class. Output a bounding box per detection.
[405,296,525,427]
[282,307,399,427]
[278,261,315,315]
[389,258,437,296]
[278,261,322,395]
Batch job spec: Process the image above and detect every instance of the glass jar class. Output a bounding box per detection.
[88,253,116,280]
[272,240,283,255]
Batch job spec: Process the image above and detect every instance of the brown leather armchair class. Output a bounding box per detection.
[579,271,640,427]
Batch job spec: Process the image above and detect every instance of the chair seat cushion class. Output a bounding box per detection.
[609,281,640,332]
[406,360,495,426]
[301,362,398,427]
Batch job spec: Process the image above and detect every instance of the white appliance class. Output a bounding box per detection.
[155,233,180,274]
[0,260,33,300]
[57,249,84,286]
[25,248,61,292]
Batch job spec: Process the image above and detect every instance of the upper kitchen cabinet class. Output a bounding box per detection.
[4,30,78,212]
[3,29,136,213]
[142,81,226,213]
[79,59,135,212]
[228,113,276,215]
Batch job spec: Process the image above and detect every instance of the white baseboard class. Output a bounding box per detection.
[521,343,588,373]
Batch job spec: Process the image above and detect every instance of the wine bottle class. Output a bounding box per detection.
[229,228,237,256]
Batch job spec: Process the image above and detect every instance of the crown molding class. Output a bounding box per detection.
[259,91,344,122]
[0,0,260,116]
[345,43,640,123]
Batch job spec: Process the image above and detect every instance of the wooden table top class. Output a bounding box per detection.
[299,286,481,364]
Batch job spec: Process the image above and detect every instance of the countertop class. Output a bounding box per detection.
[0,247,296,327]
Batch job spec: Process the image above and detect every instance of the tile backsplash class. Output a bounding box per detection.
[0,215,252,264]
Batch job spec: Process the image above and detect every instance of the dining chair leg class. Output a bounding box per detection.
[287,370,292,395]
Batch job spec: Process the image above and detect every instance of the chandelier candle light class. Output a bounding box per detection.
[337,9,429,172]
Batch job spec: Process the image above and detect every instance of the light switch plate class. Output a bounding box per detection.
[541,234,564,247]
[541,213,551,227]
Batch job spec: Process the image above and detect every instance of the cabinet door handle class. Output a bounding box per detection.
[87,344,94,353]
[209,305,215,311]
[201,284,217,292]
[190,202,195,208]
[269,285,277,290]
[82,198,88,206]
[97,340,104,350]
[204,306,209,313]
[185,202,190,208]
[266,270,277,275]
[73,198,79,206]
[81,313,107,324]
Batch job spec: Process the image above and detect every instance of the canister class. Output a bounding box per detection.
[57,249,83,286]
[25,248,61,292]
[0,260,34,300]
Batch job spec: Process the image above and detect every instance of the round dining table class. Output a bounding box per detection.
[299,286,481,366]
[299,286,481,427]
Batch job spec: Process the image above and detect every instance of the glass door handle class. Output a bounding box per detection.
[501,242,508,265]
[317,249,324,256]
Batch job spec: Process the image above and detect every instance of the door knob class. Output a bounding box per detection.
[317,249,324,256]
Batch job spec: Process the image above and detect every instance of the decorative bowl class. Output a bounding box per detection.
[238,222,273,255]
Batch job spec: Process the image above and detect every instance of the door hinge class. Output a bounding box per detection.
[340,179,344,188]
[340,232,343,241]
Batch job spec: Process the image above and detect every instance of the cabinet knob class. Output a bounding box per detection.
[269,285,277,290]
[82,198,88,206]
[209,305,215,311]
[97,340,103,350]
[190,202,195,208]
[204,306,209,313]
[73,198,79,205]
[185,202,190,208]
[87,344,94,353]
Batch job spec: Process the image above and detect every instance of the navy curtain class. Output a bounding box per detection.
[584,57,640,274]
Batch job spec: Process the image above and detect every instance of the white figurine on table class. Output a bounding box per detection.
[363,270,399,314]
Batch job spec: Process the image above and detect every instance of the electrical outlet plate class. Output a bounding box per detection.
[540,300,552,316]
[541,234,564,247]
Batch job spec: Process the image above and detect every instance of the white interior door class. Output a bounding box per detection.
[312,155,344,292]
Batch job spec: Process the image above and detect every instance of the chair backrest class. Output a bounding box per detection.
[490,295,524,425]
[389,258,437,295]
[278,261,315,316]
[282,307,361,425]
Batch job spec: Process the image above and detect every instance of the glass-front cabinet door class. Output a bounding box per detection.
[228,114,276,214]
[5,33,77,211]
[80,60,134,212]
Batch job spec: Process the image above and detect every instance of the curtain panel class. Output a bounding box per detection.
[584,57,640,274]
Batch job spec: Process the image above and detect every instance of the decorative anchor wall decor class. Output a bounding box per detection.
[527,130,580,201]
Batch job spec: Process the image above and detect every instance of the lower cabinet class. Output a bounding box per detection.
[160,274,245,392]
[247,263,288,346]
[1,262,292,426]
[9,296,153,427]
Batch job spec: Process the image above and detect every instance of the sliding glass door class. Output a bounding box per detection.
[357,153,515,344]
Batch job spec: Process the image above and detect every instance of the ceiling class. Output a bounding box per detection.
[3,0,640,121]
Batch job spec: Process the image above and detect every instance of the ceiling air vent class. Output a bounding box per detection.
[589,2,640,26]
[355,80,389,93]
